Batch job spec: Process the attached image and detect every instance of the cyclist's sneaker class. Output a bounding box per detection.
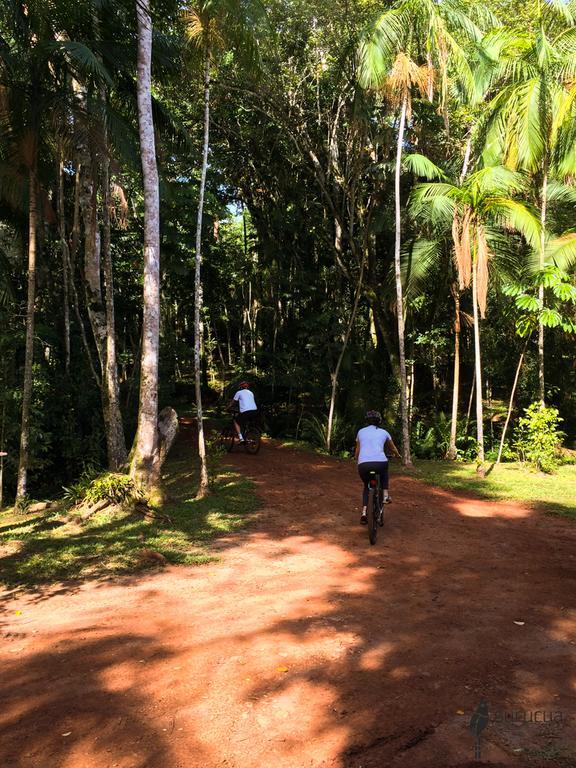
[360,511,368,525]
[384,496,392,504]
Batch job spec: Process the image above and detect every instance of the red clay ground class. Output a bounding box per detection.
[2,439,576,768]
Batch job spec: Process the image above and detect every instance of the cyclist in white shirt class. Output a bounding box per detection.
[355,410,400,525]
[228,381,258,443]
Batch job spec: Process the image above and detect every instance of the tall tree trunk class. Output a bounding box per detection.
[57,157,71,373]
[327,263,364,451]
[1,365,7,508]
[538,170,547,405]
[447,132,473,459]
[393,96,412,466]
[446,286,461,459]
[80,158,126,469]
[102,150,128,468]
[130,0,161,492]
[497,338,529,465]
[471,259,485,470]
[193,47,211,499]
[16,168,38,503]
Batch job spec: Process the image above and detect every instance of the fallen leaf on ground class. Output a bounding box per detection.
[513,621,525,626]
[61,732,72,737]
[456,710,465,715]
[276,667,289,673]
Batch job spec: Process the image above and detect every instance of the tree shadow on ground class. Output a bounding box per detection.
[1,440,576,767]
[0,631,212,768]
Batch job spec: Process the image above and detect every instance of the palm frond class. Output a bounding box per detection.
[546,232,576,270]
[488,197,541,250]
[403,153,447,180]
[403,238,444,299]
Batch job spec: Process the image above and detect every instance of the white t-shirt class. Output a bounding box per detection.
[233,389,257,413]
[356,425,391,464]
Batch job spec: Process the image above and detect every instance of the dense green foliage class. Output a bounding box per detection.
[1,0,576,504]
[514,403,564,473]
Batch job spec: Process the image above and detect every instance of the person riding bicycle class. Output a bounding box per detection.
[355,410,401,525]
[228,381,258,443]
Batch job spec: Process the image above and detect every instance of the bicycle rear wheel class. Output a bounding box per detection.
[367,488,378,545]
[244,427,261,455]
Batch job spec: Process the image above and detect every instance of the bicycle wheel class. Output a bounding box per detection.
[220,427,235,453]
[367,488,378,545]
[244,427,261,455]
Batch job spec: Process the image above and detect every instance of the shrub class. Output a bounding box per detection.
[63,471,141,507]
[300,413,356,455]
[513,403,564,473]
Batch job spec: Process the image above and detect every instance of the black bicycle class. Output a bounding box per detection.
[366,470,384,545]
[219,413,262,455]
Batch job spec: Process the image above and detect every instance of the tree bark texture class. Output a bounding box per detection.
[131,0,161,491]
[393,97,412,466]
[538,170,548,405]
[57,158,71,373]
[193,49,211,498]
[102,151,128,468]
[472,259,485,469]
[16,169,38,503]
[447,286,461,460]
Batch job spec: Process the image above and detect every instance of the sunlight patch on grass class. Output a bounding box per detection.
[0,450,260,588]
[413,460,576,517]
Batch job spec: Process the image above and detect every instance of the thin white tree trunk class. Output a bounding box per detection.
[1,365,7,508]
[102,151,128,469]
[447,287,460,459]
[16,169,38,503]
[538,170,547,405]
[194,48,211,498]
[394,96,412,466]
[497,339,529,464]
[131,0,161,492]
[57,158,71,373]
[471,259,485,470]
[447,132,473,459]
[327,263,364,451]
[465,369,475,434]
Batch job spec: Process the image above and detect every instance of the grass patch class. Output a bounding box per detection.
[413,460,576,518]
[0,442,260,588]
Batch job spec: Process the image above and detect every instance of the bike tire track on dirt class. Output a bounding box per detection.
[1,439,576,768]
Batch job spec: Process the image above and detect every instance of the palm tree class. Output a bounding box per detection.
[481,11,576,402]
[358,0,479,466]
[130,0,162,493]
[411,165,540,470]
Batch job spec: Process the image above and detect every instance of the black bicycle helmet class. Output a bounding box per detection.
[365,409,382,425]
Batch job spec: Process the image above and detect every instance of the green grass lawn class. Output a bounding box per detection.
[0,444,259,589]
[412,460,576,518]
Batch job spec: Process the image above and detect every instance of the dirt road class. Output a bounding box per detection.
[1,441,576,767]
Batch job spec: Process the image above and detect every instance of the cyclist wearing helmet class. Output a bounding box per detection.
[355,410,401,525]
[228,381,258,443]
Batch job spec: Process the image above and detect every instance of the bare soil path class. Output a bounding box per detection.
[2,439,576,768]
